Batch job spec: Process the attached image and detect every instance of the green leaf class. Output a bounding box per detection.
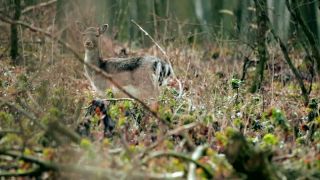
[231,78,242,89]
[219,9,234,16]
[262,133,278,146]
[80,138,92,150]
[271,108,290,131]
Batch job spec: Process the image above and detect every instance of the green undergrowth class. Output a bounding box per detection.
[0,46,320,179]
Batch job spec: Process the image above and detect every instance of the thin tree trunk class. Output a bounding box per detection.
[10,0,21,65]
[55,0,70,53]
[238,0,250,42]
[272,0,290,41]
[286,0,320,74]
[270,28,309,105]
[250,0,269,93]
[154,0,168,40]
[210,0,223,33]
[300,0,319,42]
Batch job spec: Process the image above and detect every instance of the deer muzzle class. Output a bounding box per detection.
[84,41,94,49]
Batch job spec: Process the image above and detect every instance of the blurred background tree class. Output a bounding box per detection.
[1,0,319,45]
[78,0,319,45]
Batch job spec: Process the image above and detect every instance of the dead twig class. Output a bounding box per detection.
[102,98,135,102]
[131,19,167,56]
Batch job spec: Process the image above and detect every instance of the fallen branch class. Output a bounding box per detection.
[143,151,213,178]
[0,150,57,170]
[0,167,42,177]
[0,14,167,125]
[0,150,179,179]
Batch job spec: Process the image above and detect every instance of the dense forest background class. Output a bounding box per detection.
[2,0,320,45]
[0,0,320,179]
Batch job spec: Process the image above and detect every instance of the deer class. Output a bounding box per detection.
[76,22,173,101]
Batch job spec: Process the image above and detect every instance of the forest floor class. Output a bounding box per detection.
[0,33,320,179]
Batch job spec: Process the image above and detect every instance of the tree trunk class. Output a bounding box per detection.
[250,0,269,93]
[55,0,70,53]
[153,0,168,40]
[300,0,319,42]
[221,0,238,38]
[10,0,21,65]
[287,0,320,74]
[136,0,153,46]
[238,0,250,42]
[269,0,290,41]
[210,0,223,33]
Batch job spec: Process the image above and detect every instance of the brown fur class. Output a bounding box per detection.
[77,23,172,101]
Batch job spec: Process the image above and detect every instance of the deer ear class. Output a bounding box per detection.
[76,21,86,32]
[99,24,109,34]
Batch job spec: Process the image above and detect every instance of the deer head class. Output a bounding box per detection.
[76,22,109,50]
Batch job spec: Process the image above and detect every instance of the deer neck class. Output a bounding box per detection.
[84,48,100,67]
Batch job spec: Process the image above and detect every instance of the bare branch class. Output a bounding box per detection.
[102,98,135,102]
[286,0,320,74]
[22,0,57,14]
[131,19,167,56]
[0,150,180,179]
